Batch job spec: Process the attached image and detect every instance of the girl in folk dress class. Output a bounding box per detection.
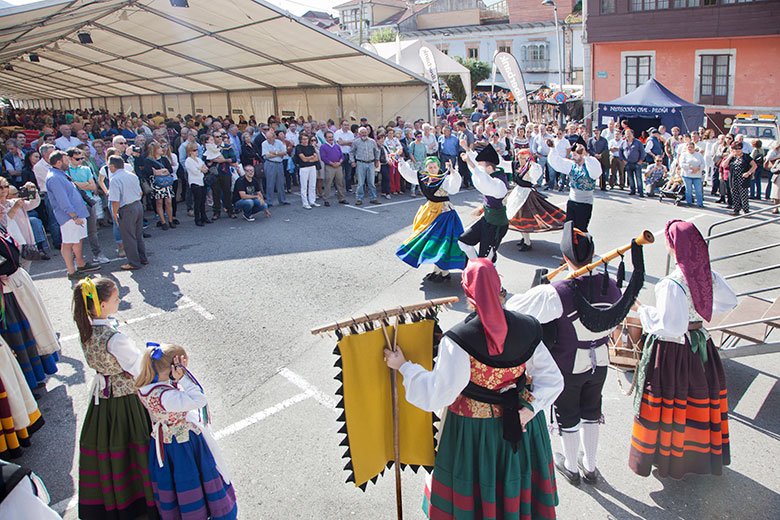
[73,277,158,519]
[136,344,237,520]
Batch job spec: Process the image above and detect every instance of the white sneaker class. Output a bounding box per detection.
[384,194,391,200]
[242,214,256,222]
[311,202,321,207]
[303,205,312,210]
[94,254,111,264]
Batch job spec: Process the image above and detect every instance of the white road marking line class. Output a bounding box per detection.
[177,295,215,320]
[733,373,776,420]
[278,367,339,411]
[214,392,312,440]
[345,204,379,215]
[58,303,197,343]
[31,257,123,279]
[52,494,78,514]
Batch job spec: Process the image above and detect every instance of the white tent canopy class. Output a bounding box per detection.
[368,39,472,109]
[0,0,432,123]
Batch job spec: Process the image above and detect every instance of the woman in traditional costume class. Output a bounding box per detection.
[0,226,59,391]
[385,258,564,519]
[629,220,738,479]
[505,149,566,252]
[73,277,159,519]
[395,156,467,282]
[0,335,44,458]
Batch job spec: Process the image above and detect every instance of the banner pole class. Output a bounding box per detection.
[381,320,403,520]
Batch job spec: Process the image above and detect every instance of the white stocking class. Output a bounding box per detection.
[521,232,531,245]
[458,240,477,260]
[559,430,580,473]
[580,422,600,472]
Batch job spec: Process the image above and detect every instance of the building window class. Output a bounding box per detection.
[497,41,512,55]
[520,44,549,71]
[699,54,731,105]
[600,0,616,13]
[624,55,653,94]
[629,0,669,10]
[673,0,700,7]
[466,44,479,60]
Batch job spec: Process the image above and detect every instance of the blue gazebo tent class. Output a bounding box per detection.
[598,79,705,133]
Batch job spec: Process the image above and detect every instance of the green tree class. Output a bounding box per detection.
[444,57,491,106]
[369,28,397,44]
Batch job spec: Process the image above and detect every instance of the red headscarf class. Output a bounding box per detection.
[665,220,713,321]
[461,258,507,356]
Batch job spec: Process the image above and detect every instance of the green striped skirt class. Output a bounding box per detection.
[78,394,159,520]
[423,411,558,520]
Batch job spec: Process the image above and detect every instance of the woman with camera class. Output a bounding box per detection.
[0,179,50,268]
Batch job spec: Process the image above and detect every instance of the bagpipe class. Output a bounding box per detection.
[532,230,655,368]
[310,297,458,520]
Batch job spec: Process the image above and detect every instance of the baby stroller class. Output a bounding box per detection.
[658,182,685,205]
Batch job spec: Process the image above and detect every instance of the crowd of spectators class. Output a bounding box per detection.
[1,105,777,278]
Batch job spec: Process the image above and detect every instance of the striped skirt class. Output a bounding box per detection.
[629,337,730,479]
[396,204,467,271]
[0,375,44,458]
[423,412,558,520]
[509,190,566,233]
[0,292,58,390]
[149,430,237,520]
[78,395,159,520]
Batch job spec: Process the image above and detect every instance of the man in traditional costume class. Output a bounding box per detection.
[505,149,567,252]
[385,258,564,519]
[458,144,510,262]
[507,222,644,485]
[547,143,603,232]
[395,156,466,282]
[629,220,737,478]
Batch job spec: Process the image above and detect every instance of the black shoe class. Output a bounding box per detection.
[204,218,213,224]
[578,456,599,485]
[79,262,101,273]
[161,223,169,230]
[554,453,580,486]
[518,241,532,252]
[438,273,451,282]
[169,220,177,228]
[423,272,441,282]
[156,221,163,228]
[639,194,645,198]
[143,232,152,238]
[282,201,291,206]
[339,200,348,205]
[172,218,180,225]
[196,221,205,227]
[40,251,51,260]
[324,201,331,207]
[212,213,221,220]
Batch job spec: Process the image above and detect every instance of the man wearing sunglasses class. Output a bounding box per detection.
[67,148,109,264]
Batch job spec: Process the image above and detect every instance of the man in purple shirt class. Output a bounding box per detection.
[44,151,100,279]
[320,131,348,206]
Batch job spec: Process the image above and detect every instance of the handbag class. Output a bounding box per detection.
[204,165,218,187]
[78,188,96,207]
[20,244,42,261]
[153,174,175,188]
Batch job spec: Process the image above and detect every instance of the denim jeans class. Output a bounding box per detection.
[536,156,548,187]
[355,161,377,201]
[342,156,354,190]
[749,167,763,199]
[683,176,704,207]
[43,194,62,247]
[235,198,267,217]
[28,215,49,252]
[626,162,644,195]
[112,221,122,245]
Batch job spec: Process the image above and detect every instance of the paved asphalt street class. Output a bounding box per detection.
[23,185,780,520]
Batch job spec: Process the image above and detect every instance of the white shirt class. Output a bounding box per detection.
[547,153,603,204]
[333,129,355,154]
[397,158,461,195]
[679,151,705,178]
[185,156,205,186]
[33,158,50,193]
[285,130,299,146]
[54,135,81,151]
[398,336,564,415]
[421,133,438,154]
[91,319,143,376]
[608,138,624,158]
[464,150,508,199]
[638,269,737,343]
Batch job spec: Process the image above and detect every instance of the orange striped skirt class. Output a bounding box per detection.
[629,337,730,479]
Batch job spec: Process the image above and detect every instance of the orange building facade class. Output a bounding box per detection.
[585,0,780,130]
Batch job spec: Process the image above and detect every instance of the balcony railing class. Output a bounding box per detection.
[521,59,550,72]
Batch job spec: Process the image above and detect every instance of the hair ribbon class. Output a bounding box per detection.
[81,277,101,317]
[147,342,163,383]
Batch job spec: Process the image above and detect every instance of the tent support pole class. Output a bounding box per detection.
[190,93,196,116]
[139,96,144,115]
[273,89,279,117]
[427,84,433,125]
[227,91,233,118]
[119,97,124,115]
[337,87,344,121]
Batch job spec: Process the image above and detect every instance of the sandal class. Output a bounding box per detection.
[120,264,140,271]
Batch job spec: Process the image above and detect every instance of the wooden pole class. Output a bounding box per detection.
[546,229,655,281]
[310,297,458,335]
[381,319,403,520]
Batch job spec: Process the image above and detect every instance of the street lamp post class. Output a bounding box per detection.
[542,0,564,124]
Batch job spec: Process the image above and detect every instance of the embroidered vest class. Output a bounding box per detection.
[82,325,137,398]
[483,169,510,209]
[569,162,596,192]
[549,274,622,374]
[138,384,201,444]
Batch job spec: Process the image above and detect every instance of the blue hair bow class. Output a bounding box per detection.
[147,342,163,382]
